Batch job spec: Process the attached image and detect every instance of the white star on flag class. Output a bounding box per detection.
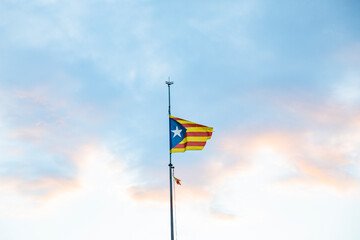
[171,126,182,138]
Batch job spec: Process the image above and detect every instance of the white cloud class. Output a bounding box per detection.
[0,143,172,240]
[332,72,360,106]
[0,0,173,87]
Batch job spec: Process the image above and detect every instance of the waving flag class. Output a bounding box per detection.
[170,115,213,153]
[174,176,182,185]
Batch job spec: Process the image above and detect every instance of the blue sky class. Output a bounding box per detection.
[1,0,360,239]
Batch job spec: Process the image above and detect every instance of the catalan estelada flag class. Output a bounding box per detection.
[170,115,213,153]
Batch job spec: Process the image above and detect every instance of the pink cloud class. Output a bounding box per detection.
[128,184,212,203]
[128,186,168,202]
[8,126,49,143]
[7,148,25,155]
[210,98,360,190]
[210,208,237,220]
[0,141,126,203]
[0,86,119,203]
[287,159,357,190]
[217,128,358,188]
[0,175,79,200]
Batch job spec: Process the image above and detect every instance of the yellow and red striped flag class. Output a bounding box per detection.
[169,115,213,153]
[174,176,182,185]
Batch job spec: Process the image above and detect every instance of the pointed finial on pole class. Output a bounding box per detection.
[166,77,174,116]
[166,76,173,86]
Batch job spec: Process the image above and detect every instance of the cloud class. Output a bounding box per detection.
[336,42,360,70]
[7,126,49,143]
[332,73,360,105]
[331,43,360,106]
[128,186,168,202]
[0,85,110,197]
[129,183,212,203]
[210,207,237,220]
[210,96,360,190]
[0,0,85,49]
[0,0,173,88]
[0,142,131,217]
[0,175,78,200]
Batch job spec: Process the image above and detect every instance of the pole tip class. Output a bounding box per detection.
[165,81,174,85]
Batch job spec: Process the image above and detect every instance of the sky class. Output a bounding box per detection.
[0,0,360,239]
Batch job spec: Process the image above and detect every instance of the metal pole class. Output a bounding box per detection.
[165,77,174,240]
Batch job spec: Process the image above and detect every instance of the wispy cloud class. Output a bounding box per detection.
[0,142,132,217]
[0,0,173,88]
[210,208,237,221]
[211,95,360,190]
[0,85,116,196]
[331,43,360,106]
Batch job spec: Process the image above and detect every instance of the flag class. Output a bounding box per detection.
[170,115,213,153]
[174,176,181,185]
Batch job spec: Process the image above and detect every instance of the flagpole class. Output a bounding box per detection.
[166,78,174,240]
